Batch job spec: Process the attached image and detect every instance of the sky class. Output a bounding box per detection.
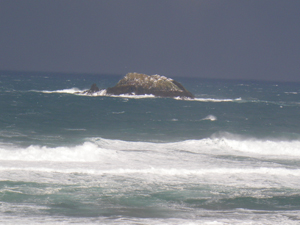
[0,0,300,82]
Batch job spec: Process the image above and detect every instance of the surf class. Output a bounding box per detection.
[1,134,300,164]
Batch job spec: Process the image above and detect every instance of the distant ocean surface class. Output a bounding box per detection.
[1,71,300,224]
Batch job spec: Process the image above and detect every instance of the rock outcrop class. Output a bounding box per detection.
[82,83,100,94]
[106,73,194,98]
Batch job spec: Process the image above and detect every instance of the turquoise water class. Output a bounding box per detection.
[1,71,300,224]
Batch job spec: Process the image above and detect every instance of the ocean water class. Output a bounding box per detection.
[1,71,300,224]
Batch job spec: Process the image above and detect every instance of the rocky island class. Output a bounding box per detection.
[83,72,194,99]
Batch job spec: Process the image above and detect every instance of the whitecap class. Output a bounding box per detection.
[64,128,87,131]
[1,166,299,178]
[110,93,155,99]
[33,88,83,94]
[200,115,217,121]
[92,135,300,159]
[81,89,107,96]
[284,92,298,95]
[0,142,117,162]
[176,97,242,102]
[112,111,125,114]
[2,135,300,166]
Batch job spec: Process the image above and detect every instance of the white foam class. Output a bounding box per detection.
[33,88,157,98]
[215,137,300,157]
[0,142,117,162]
[112,111,125,114]
[1,137,300,190]
[201,115,217,121]
[89,136,300,158]
[1,135,300,165]
[1,166,299,177]
[1,214,300,225]
[81,89,107,96]
[34,88,84,94]
[64,128,87,131]
[110,93,156,98]
[30,87,245,102]
[177,97,242,102]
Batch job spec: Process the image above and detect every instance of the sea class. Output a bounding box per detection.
[1,71,300,224]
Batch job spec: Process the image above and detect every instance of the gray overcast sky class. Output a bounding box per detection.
[0,0,300,81]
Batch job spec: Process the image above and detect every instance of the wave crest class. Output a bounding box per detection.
[200,115,217,121]
[188,97,242,102]
[31,88,83,94]
[0,142,116,162]
[1,134,300,163]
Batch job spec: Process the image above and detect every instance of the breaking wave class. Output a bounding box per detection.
[1,166,300,177]
[32,89,297,107]
[31,88,156,98]
[35,88,241,101]
[36,88,84,94]
[1,134,300,163]
[187,97,242,102]
[200,115,217,121]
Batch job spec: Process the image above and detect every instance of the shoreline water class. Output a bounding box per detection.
[1,72,300,224]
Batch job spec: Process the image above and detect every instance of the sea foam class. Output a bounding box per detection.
[1,166,299,177]
[38,88,84,94]
[1,134,300,164]
[200,115,217,121]
[32,88,244,101]
[90,136,300,158]
[183,97,242,102]
[0,142,116,162]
